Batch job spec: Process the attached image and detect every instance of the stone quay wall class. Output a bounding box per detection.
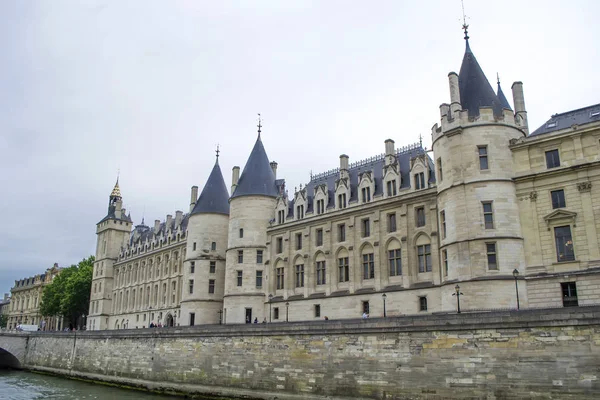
[17,307,600,399]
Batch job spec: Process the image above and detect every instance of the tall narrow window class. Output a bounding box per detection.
[388,249,402,276]
[486,242,497,270]
[482,202,494,229]
[338,257,349,282]
[273,307,280,320]
[189,313,195,326]
[362,301,370,314]
[255,271,263,288]
[295,233,302,250]
[417,244,432,272]
[237,270,243,287]
[545,149,560,168]
[561,282,578,307]
[190,261,195,274]
[314,304,321,318]
[237,250,244,263]
[442,249,448,276]
[296,205,304,219]
[276,267,285,290]
[209,261,216,273]
[239,228,244,238]
[208,279,215,294]
[338,224,346,242]
[415,172,425,190]
[278,209,285,224]
[555,226,575,262]
[316,229,323,246]
[478,146,489,170]
[362,218,370,237]
[316,199,325,215]
[211,242,217,251]
[295,264,305,288]
[192,242,197,251]
[256,250,263,264]
[387,180,397,196]
[362,253,374,279]
[437,158,443,182]
[316,261,326,285]
[188,279,194,294]
[551,189,566,209]
[416,207,426,227]
[388,213,397,233]
[440,210,446,238]
[276,237,283,254]
[361,187,371,202]
[419,297,428,311]
[338,193,347,209]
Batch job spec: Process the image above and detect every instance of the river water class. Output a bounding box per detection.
[0,370,183,400]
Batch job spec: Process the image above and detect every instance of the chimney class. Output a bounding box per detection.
[166,214,173,230]
[339,154,349,180]
[511,81,529,135]
[175,211,183,228]
[384,139,395,166]
[154,219,161,234]
[270,161,278,179]
[231,166,240,194]
[190,186,198,212]
[448,72,461,114]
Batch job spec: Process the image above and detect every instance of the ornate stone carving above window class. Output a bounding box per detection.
[543,209,577,230]
[577,181,592,192]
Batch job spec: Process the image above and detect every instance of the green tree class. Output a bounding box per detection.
[0,313,7,329]
[40,256,94,328]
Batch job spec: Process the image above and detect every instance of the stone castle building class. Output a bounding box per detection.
[7,264,62,330]
[87,30,600,330]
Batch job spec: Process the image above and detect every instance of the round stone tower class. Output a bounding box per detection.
[432,30,528,311]
[223,128,278,324]
[180,153,230,325]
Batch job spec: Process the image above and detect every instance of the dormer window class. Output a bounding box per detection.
[316,199,325,215]
[414,172,425,190]
[296,204,304,219]
[277,209,285,224]
[547,121,557,128]
[338,193,347,209]
[386,180,397,196]
[361,187,371,202]
[591,111,600,118]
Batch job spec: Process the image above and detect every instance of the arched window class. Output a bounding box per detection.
[416,234,432,273]
[387,239,402,277]
[361,244,375,280]
[315,253,326,286]
[336,248,350,283]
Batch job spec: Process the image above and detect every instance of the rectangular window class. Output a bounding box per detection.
[361,187,371,202]
[482,202,494,229]
[188,279,194,294]
[561,282,578,307]
[388,249,402,276]
[295,264,305,288]
[256,271,263,288]
[362,218,370,237]
[415,172,425,190]
[316,261,326,285]
[419,296,428,311]
[440,210,446,238]
[189,313,195,326]
[388,213,397,233]
[546,149,560,168]
[209,261,216,273]
[208,279,215,294]
[362,301,370,315]
[276,237,283,254]
[295,233,302,250]
[276,267,285,290]
[338,257,349,282]
[486,242,497,270]
[274,307,280,320]
[478,146,489,170]
[316,199,325,215]
[442,249,448,276]
[416,207,426,227]
[551,189,566,209]
[362,253,374,279]
[437,158,443,182]
[296,205,304,219]
[237,250,244,263]
[237,270,243,287]
[256,250,263,264]
[211,242,217,251]
[316,228,323,246]
[417,244,432,272]
[338,224,346,242]
[338,193,347,209]
[314,304,321,318]
[278,209,285,224]
[387,180,397,196]
[555,225,575,262]
[193,242,197,251]
[190,261,195,274]
[239,228,244,238]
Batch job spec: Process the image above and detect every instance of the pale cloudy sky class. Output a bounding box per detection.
[1,0,598,294]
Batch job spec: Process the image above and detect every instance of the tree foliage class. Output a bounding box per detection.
[0,313,7,329]
[40,256,94,326]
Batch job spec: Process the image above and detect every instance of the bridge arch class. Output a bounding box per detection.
[0,334,28,369]
[0,347,21,369]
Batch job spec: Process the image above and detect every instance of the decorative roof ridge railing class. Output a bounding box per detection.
[396,142,421,154]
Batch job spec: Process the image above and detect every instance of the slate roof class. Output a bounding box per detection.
[285,144,434,218]
[191,159,230,215]
[530,104,600,136]
[458,40,505,117]
[98,206,133,224]
[128,214,190,247]
[496,80,512,110]
[231,135,278,199]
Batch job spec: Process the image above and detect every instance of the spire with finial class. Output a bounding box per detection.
[215,144,220,163]
[419,133,423,148]
[496,73,512,110]
[257,113,262,138]
[110,172,121,198]
[461,0,470,45]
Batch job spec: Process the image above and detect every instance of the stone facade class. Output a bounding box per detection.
[7,264,62,330]
[88,33,600,329]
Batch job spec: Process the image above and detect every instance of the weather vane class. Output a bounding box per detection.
[461,0,469,40]
[257,113,262,136]
[216,144,220,159]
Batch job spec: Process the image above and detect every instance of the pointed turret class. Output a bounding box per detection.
[496,74,512,110]
[458,29,504,117]
[191,155,230,215]
[230,134,278,199]
[110,179,121,198]
[99,177,131,223]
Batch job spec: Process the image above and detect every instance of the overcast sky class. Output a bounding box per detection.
[1,0,598,294]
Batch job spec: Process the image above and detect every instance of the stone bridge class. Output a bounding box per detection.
[0,332,28,368]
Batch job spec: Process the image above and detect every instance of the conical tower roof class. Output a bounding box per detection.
[231,135,278,199]
[110,179,121,198]
[458,38,504,117]
[191,157,230,215]
[496,75,512,110]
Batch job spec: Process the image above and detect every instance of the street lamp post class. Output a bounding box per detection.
[452,285,463,313]
[285,302,289,322]
[268,294,273,323]
[513,269,520,310]
[382,293,387,317]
